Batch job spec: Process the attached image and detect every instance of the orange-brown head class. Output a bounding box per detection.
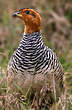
[13,8,41,34]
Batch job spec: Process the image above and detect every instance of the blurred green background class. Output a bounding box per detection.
[0,0,72,109]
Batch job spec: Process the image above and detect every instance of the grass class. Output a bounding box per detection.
[59,51,72,72]
[0,6,72,110]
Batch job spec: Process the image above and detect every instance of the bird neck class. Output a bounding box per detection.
[21,32,43,47]
[17,32,44,58]
[24,24,41,34]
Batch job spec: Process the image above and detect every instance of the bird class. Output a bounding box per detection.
[6,8,64,110]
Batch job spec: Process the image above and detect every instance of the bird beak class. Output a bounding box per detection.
[12,11,22,18]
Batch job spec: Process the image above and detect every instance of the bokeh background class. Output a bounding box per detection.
[0,0,72,109]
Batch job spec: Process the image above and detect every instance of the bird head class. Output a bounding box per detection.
[13,8,41,34]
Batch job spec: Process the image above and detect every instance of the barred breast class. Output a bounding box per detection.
[7,32,64,97]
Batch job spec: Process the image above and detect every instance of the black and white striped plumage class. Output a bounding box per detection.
[7,32,64,99]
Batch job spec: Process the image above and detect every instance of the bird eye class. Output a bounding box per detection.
[25,10,30,14]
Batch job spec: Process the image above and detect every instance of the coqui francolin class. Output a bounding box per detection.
[6,8,64,110]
